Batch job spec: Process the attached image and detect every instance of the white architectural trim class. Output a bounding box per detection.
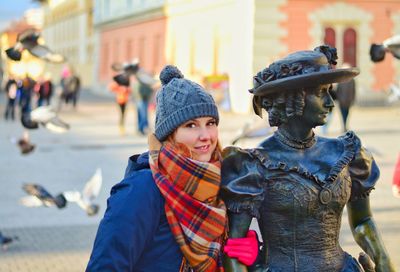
[309,2,373,96]
[391,12,400,83]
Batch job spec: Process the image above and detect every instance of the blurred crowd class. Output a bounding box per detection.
[2,65,81,122]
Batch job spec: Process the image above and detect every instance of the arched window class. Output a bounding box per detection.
[324,27,336,47]
[343,28,357,67]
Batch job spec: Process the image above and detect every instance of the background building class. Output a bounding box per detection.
[96,0,400,112]
[94,0,166,88]
[0,14,44,82]
[41,0,94,87]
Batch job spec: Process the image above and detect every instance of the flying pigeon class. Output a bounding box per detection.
[9,132,36,155]
[21,106,70,133]
[5,29,65,63]
[112,59,157,87]
[0,231,18,250]
[112,59,140,86]
[20,168,103,216]
[21,183,67,208]
[17,137,36,155]
[62,168,103,216]
[370,35,400,62]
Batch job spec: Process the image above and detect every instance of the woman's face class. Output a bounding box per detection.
[173,117,218,162]
[302,84,334,127]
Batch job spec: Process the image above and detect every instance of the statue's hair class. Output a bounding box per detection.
[261,89,306,127]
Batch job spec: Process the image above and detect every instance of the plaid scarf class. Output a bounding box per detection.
[148,134,227,272]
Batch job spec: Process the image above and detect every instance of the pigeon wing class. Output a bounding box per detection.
[111,62,124,72]
[22,183,54,202]
[124,63,140,75]
[135,69,158,86]
[82,168,102,202]
[383,35,400,49]
[17,29,39,44]
[19,195,44,207]
[382,35,400,60]
[62,191,81,203]
[30,106,57,123]
[44,117,70,133]
[113,73,130,86]
[21,184,58,207]
[29,45,65,63]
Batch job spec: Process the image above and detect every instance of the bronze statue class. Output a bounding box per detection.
[220,46,395,272]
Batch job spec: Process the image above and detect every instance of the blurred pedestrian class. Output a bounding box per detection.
[60,66,81,108]
[3,76,18,121]
[37,73,53,107]
[108,81,131,135]
[136,78,154,135]
[334,63,356,132]
[19,75,36,117]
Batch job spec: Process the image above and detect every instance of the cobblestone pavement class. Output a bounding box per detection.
[0,91,399,271]
[0,225,97,272]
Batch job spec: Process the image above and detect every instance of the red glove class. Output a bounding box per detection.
[223,230,259,266]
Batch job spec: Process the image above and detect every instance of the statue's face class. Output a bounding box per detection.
[301,84,334,127]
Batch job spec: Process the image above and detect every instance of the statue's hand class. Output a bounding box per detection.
[358,252,374,272]
[224,230,259,266]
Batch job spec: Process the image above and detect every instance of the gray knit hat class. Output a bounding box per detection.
[155,65,219,141]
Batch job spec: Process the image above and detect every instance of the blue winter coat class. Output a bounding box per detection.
[86,152,182,271]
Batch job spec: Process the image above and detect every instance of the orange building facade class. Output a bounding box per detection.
[277,0,400,104]
[98,18,166,82]
[93,0,400,112]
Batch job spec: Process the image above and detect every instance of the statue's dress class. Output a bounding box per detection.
[220,131,378,272]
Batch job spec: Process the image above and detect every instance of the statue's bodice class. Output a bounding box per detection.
[258,150,351,271]
[220,132,379,272]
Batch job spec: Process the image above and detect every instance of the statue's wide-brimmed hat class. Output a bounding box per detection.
[250,46,359,96]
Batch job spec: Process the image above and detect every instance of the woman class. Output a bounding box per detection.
[108,81,131,135]
[86,65,258,272]
[221,46,395,271]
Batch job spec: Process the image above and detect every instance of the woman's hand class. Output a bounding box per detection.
[224,230,259,266]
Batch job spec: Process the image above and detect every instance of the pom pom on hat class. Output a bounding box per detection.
[159,65,184,85]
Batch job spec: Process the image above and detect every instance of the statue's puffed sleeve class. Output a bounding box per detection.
[347,134,380,201]
[219,146,265,218]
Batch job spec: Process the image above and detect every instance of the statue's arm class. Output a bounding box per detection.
[224,211,253,272]
[347,197,395,272]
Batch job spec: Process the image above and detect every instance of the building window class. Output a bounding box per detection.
[343,28,357,67]
[324,27,336,47]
